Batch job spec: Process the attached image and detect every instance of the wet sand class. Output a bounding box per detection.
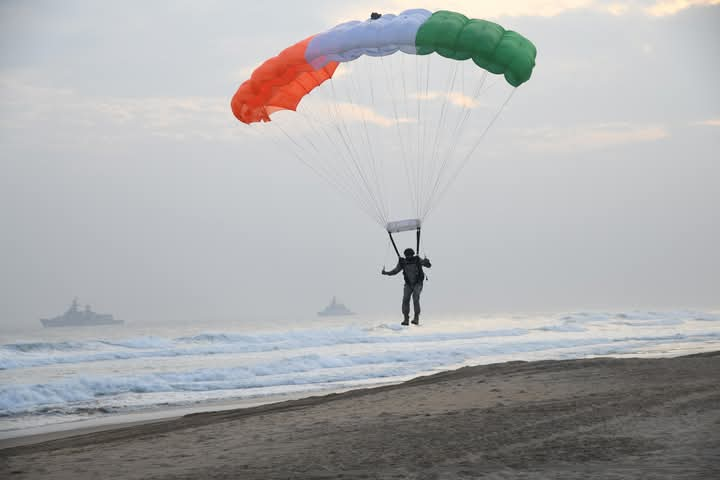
[2,352,719,479]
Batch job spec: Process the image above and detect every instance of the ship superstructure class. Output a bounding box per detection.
[317,296,355,317]
[40,298,123,327]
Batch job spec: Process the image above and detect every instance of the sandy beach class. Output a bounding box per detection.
[2,352,719,479]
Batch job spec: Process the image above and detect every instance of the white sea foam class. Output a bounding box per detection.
[100,336,175,349]
[1,310,718,428]
[0,325,528,370]
[558,310,718,327]
[2,330,718,416]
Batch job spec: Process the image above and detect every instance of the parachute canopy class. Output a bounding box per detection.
[232,9,536,124]
[231,9,537,230]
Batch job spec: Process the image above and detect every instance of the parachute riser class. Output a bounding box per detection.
[386,218,422,258]
[388,231,400,258]
[387,228,421,259]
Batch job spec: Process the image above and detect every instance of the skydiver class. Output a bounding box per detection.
[382,248,431,325]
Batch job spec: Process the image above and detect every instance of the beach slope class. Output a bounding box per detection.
[2,352,719,479]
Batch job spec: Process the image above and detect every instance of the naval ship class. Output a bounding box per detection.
[317,296,354,317]
[40,298,124,327]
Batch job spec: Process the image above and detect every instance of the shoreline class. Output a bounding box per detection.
[2,347,714,447]
[2,352,719,479]
[0,371,454,453]
[0,380,405,449]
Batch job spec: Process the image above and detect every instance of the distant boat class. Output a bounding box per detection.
[40,298,124,328]
[317,296,355,317]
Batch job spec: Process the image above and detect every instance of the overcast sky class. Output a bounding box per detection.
[1,1,718,327]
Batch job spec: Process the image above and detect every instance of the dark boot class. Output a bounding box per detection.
[411,314,419,325]
[401,314,409,326]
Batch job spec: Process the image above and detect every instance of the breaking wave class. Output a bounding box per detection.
[1,309,718,422]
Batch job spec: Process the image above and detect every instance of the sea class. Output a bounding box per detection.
[1,310,719,441]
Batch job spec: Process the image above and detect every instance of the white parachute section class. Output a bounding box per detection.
[386,218,421,233]
[305,10,432,68]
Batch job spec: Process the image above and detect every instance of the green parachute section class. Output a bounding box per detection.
[415,10,537,87]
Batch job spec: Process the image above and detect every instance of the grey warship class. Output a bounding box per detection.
[40,298,123,327]
[317,296,354,317]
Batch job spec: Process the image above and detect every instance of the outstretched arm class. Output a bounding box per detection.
[421,257,432,268]
[382,260,403,276]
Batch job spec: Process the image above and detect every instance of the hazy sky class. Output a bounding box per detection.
[1,1,718,326]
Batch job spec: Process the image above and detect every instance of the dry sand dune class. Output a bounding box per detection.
[2,352,719,479]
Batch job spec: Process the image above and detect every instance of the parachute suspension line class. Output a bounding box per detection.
[326,77,368,199]
[320,82,386,227]
[349,57,390,222]
[421,73,493,219]
[363,56,388,216]
[347,58,392,223]
[449,86,516,186]
[400,52,420,218]
[270,122,384,226]
[421,69,490,219]
[404,52,422,218]
[293,111,386,226]
[309,86,387,218]
[272,121,385,226]
[366,54,376,105]
[295,110,365,200]
[342,61,375,196]
[417,54,433,221]
[379,54,416,220]
[414,54,423,219]
[316,75,394,217]
[327,78,389,226]
[425,87,517,220]
[338,71,389,224]
[418,62,457,220]
[289,84,387,227]
[399,52,418,217]
[423,84,512,220]
[361,56,388,218]
[421,59,459,219]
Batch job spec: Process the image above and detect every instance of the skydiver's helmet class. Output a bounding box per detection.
[404,248,415,259]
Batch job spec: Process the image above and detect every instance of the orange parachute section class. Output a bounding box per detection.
[231,36,339,124]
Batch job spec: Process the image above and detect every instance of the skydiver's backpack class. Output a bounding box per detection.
[402,257,425,286]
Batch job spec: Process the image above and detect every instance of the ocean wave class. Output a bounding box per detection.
[0,325,528,370]
[559,310,715,327]
[535,324,587,333]
[2,310,717,373]
[0,351,438,415]
[2,341,96,353]
[3,330,718,417]
[100,336,174,349]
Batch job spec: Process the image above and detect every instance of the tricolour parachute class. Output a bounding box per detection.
[231,9,536,251]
